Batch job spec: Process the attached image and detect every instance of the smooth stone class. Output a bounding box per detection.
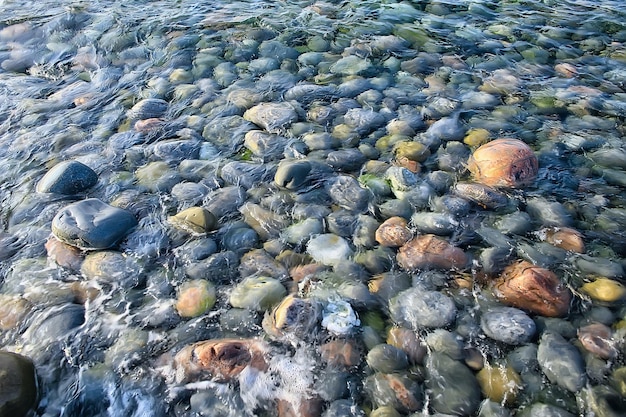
[320,339,361,368]
[239,202,290,240]
[581,278,626,304]
[127,98,168,122]
[45,236,84,271]
[81,250,143,288]
[481,306,536,345]
[274,160,312,190]
[330,55,374,76]
[238,249,289,280]
[221,226,259,255]
[343,108,387,134]
[397,234,468,271]
[537,227,585,253]
[321,298,360,335]
[325,175,370,212]
[229,276,286,312]
[453,182,510,210]
[574,255,624,279]
[481,246,516,275]
[205,186,246,219]
[185,251,240,284]
[580,386,626,417]
[170,182,210,206]
[476,363,522,405]
[327,209,357,237]
[175,280,216,318]
[307,234,353,267]
[363,373,422,413]
[282,218,323,245]
[425,329,464,360]
[22,303,85,349]
[467,138,538,188]
[152,138,201,163]
[410,212,457,236]
[135,161,181,192]
[220,161,275,189]
[244,130,288,161]
[375,216,412,247]
[493,260,572,317]
[425,353,481,416]
[0,351,38,417]
[243,102,299,133]
[174,237,217,262]
[168,207,217,234]
[326,148,367,172]
[495,211,533,235]
[537,332,587,392]
[386,326,427,364]
[52,198,137,250]
[478,399,513,417]
[389,288,457,330]
[578,322,617,359]
[36,160,98,194]
[518,403,575,417]
[526,197,573,227]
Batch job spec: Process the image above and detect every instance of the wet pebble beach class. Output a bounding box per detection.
[1,0,626,416]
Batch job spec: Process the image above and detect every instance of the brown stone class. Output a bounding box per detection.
[384,373,422,412]
[173,339,268,383]
[539,227,585,253]
[45,236,84,271]
[289,263,327,284]
[134,118,164,132]
[493,260,572,317]
[375,216,413,247]
[397,234,468,271]
[0,295,32,331]
[277,396,323,417]
[467,138,538,188]
[578,322,617,359]
[387,326,427,364]
[320,339,361,367]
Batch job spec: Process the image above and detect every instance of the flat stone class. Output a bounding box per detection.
[426,353,481,415]
[51,198,137,250]
[243,102,299,133]
[481,307,536,345]
[36,160,98,194]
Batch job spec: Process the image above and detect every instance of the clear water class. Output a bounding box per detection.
[1,0,626,416]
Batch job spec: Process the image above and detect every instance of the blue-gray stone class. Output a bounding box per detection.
[51,198,137,250]
[537,332,587,393]
[481,307,536,345]
[36,160,98,194]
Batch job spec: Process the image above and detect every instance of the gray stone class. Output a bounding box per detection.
[366,344,409,373]
[185,251,240,283]
[274,160,311,190]
[127,98,168,122]
[220,161,275,189]
[389,288,457,330]
[243,102,299,133]
[0,351,38,416]
[537,332,587,392]
[481,307,536,345]
[52,198,137,250]
[425,353,481,416]
[326,175,370,212]
[36,160,98,194]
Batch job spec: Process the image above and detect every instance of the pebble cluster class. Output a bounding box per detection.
[1,1,626,417]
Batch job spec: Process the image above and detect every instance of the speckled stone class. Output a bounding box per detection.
[397,234,467,271]
[481,307,536,345]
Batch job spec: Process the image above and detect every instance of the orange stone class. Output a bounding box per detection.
[539,227,585,253]
[375,216,413,247]
[320,339,361,367]
[173,338,268,383]
[467,138,538,188]
[387,326,427,364]
[45,236,84,271]
[397,234,468,271]
[493,260,571,317]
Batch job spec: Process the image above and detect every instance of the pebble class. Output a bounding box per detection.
[481,306,536,345]
[581,278,626,304]
[467,138,538,188]
[325,175,370,212]
[537,332,587,393]
[493,260,572,317]
[274,160,312,190]
[577,322,617,359]
[307,234,354,267]
[389,288,457,330]
[229,276,286,312]
[0,351,39,416]
[375,216,412,247]
[262,295,321,342]
[425,353,481,415]
[175,279,216,318]
[396,234,468,271]
[476,363,522,405]
[51,198,137,250]
[243,102,300,133]
[366,344,408,373]
[168,206,218,235]
[36,160,98,194]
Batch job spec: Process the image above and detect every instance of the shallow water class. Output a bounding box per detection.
[1,0,626,416]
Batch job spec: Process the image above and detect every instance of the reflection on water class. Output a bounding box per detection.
[1,0,626,416]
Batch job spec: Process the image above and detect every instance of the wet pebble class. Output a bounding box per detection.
[168,206,217,235]
[175,279,216,318]
[425,353,481,416]
[229,276,286,312]
[481,307,536,345]
[0,351,39,416]
[243,102,300,133]
[396,234,467,271]
[307,234,353,267]
[581,278,626,304]
[468,138,538,188]
[389,287,457,330]
[36,160,98,194]
[52,198,137,250]
[537,332,587,393]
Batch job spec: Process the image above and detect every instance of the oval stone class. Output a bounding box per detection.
[0,351,38,416]
[397,234,468,271]
[481,307,536,345]
[467,138,538,188]
[36,160,98,194]
[390,288,457,329]
[51,198,137,250]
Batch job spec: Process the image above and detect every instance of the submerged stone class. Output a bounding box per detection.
[52,198,137,250]
[0,351,38,417]
[389,288,457,330]
[36,160,98,194]
[537,332,587,393]
[467,138,538,188]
